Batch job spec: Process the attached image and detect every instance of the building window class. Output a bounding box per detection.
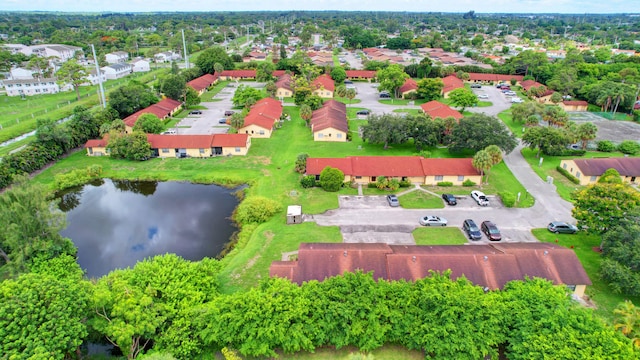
[563,163,567,169]
[259,130,265,135]
[318,133,324,139]
[199,148,205,154]
[315,175,320,181]
[458,175,464,181]
[355,176,362,179]
[235,147,240,152]
[435,175,444,181]
[371,176,377,182]
[576,172,581,178]
[162,148,169,153]
[337,133,342,138]
[566,285,576,292]
[590,176,597,181]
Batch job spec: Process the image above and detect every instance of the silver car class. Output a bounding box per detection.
[419,215,448,226]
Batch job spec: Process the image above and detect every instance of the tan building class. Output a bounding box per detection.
[420,100,463,121]
[305,156,481,185]
[561,100,589,112]
[467,73,524,86]
[123,98,183,133]
[270,242,592,297]
[345,70,376,82]
[238,97,283,138]
[311,74,335,98]
[275,73,294,98]
[398,78,418,98]
[187,73,218,96]
[310,100,348,142]
[84,138,109,156]
[442,75,464,98]
[559,158,640,185]
[218,70,256,81]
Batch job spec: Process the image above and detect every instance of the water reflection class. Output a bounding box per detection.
[58,179,239,278]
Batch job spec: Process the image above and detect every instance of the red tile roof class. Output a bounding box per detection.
[270,243,592,289]
[305,156,479,177]
[572,157,640,177]
[521,79,555,97]
[420,100,463,120]
[442,75,464,94]
[123,98,182,127]
[220,70,256,78]
[84,138,108,148]
[562,100,588,106]
[398,78,417,94]
[345,70,377,79]
[242,97,283,130]
[311,74,335,92]
[187,73,217,92]
[310,100,348,133]
[468,73,524,82]
[211,134,249,147]
[147,134,214,149]
[275,73,293,92]
[272,70,286,77]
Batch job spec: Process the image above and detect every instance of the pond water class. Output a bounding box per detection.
[57,179,240,278]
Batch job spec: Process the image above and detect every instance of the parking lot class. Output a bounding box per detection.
[569,111,640,142]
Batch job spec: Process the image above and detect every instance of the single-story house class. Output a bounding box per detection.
[187,73,218,96]
[85,133,250,158]
[467,73,524,86]
[123,98,183,133]
[420,100,463,121]
[345,70,377,82]
[398,78,417,98]
[520,79,555,104]
[105,51,128,64]
[305,156,481,185]
[275,73,294,98]
[132,59,150,73]
[270,242,591,297]
[238,97,283,138]
[84,69,107,86]
[218,70,256,81]
[442,75,464,98]
[310,100,348,142]
[559,157,640,185]
[101,63,132,80]
[311,74,335,98]
[561,100,589,112]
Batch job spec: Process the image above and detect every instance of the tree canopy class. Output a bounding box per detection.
[448,113,517,153]
[108,81,159,118]
[194,46,234,73]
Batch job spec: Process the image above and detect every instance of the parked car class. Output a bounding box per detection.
[471,190,489,206]
[441,193,457,206]
[218,118,228,124]
[387,194,400,207]
[189,110,202,115]
[419,215,448,227]
[504,91,517,96]
[496,83,507,88]
[511,97,523,103]
[547,221,578,234]
[470,84,482,89]
[356,110,370,115]
[478,94,489,99]
[481,221,502,241]
[498,85,511,90]
[463,219,483,240]
[224,110,235,116]
[379,92,391,99]
[344,80,353,85]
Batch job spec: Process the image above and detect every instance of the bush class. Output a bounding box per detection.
[617,140,640,155]
[300,175,316,188]
[319,166,345,192]
[556,166,581,184]
[600,258,640,296]
[633,110,640,122]
[418,150,431,158]
[295,154,309,174]
[387,178,400,191]
[499,191,516,207]
[597,140,616,152]
[375,176,387,190]
[367,182,378,188]
[53,165,103,191]
[437,181,453,187]
[234,196,282,224]
[462,179,476,187]
[399,180,412,188]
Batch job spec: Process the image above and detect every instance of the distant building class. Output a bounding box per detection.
[84,69,107,86]
[238,97,283,138]
[101,63,132,80]
[154,51,181,63]
[311,74,335,98]
[398,78,418,98]
[132,59,150,73]
[9,67,34,80]
[27,44,83,61]
[105,51,129,64]
[310,100,347,142]
[420,100,463,121]
[442,75,464,98]
[4,78,59,96]
[559,158,640,185]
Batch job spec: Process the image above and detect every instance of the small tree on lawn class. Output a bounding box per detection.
[484,145,503,179]
[472,150,492,186]
[229,113,244,130]
[319,166,344,192]
[295,153,309,174]
[345,88,357,105]
[132,113,163,134]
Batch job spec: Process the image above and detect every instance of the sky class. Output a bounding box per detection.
[0,0,637,14]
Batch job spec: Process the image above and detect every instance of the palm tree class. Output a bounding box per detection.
[484,145,503,180]
[345,88,356,106]
[335,85,347,99]
[576,122,598,150]
[613,300,640,347]
[472,150,492,186]
[299,104,313,126]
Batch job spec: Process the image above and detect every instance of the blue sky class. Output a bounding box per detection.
[0,0,636,14]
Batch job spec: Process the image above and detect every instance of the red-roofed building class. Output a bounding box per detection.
[270,242,591,296]
[467,73,524,85]
[398,78,417,98]
[442,75,464,98]
[311,74,335,98]
[187,73,218,96]
[238,97,283,138]
[520,79,555,104]
[345,70,377,81]
[305,156,480,185]
[275,73,294,98]
[123,98,183,133]
[560,100,588,112]
[310,100,348,142]
[272,70,286,77]
[85,133,250,158]
[218,70,256,81]
[420,100,463,121]
[559,157,640,185]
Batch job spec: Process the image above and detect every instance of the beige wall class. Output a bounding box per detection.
[239,124,272,138]
[425,174,481,186]
[401,90,416,99]
[276,88,292,98]
[313,128,347,142]
[156,147,212,158]
[313,89,334,98]
[562,104,588,112]
[86,146,109,156]
[573,284,586,297]
[560,159,593,185]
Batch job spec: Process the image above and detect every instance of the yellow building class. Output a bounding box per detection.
[311,74,335,99]
[84,138,109,156]
[560,158,640,185]
[310,100,348,142]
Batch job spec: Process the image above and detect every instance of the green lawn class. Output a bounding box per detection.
[277,345,425,360]
[497,109,528,137]
[334,97,362,105]
[392,108,423,115]
[413,227,468,245]
[398,189,445,209]
[379,98,427,106]
[533,229,640,322]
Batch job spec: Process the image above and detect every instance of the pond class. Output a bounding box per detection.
[57,179,240,278]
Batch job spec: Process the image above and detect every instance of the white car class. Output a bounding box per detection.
[419,215,448,226]
[471,190,489,206]
[478,94,489,99]
[511,97,524,103]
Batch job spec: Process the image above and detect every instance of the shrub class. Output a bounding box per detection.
[437,181,453,187]
[499,191,516,207]
[387,178,400,191]
[375,176,387,190]
[418,150,431,158]
[617,140,640,155]
[399,180,412,188]
[295,153,309,174]
[597,140,616,152]
[633,110,640,122]
[462,179,476,187]
[300,175,316,188]
[556,165,580,184]
[234,196,282,224]
[319,166,345,192]
[367,183,378,189]
[53,165,103,190]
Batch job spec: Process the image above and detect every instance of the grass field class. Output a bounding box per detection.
[533,229,640,321]
[413,227,468,245]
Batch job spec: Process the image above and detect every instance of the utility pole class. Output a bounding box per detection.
[91,44,106,109]
[182,29,189,70]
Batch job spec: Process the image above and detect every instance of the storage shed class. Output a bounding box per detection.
[286,205,303,224]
